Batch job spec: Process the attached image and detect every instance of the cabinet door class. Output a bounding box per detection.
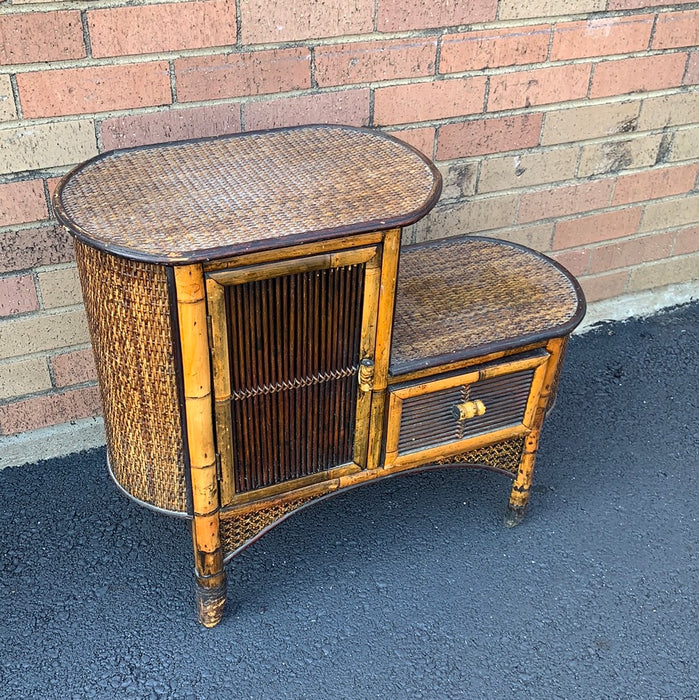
[206,246,382,505]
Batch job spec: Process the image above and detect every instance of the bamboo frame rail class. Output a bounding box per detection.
[367,227,401,470]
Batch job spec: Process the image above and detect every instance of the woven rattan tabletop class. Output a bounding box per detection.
[53,125,441,263]
[391,236,586,375]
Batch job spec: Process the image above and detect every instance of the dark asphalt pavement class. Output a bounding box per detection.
[1,303,697,699]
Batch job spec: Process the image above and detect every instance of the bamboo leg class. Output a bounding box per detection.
[505,433,538,527]
[175,265,227,626]
[505,337,566,528]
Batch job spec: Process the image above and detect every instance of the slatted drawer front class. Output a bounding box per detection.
[398,369,535,454]
[386,350,551,468]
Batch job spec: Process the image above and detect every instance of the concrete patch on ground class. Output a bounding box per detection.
[0,416,105,469]
[577,279,699,332]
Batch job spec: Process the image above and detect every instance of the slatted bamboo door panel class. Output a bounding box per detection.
[206,246,382,506]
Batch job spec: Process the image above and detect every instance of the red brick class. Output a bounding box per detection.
[0,121,98,175]
[588,231,674,273]
[552,207,642,249]
[0,225,74,274]
[385,127,435,158]
[175,49,310,103]
[88,0,236,58]
[0,75,15,122]
[640,192,699,232]
[0,11,85,65]
[499,0,605,19]
[244,89,370,131]
[685,51,699,85]
[488,64,591,112]
[240,0,372,43]
[45,178,62,201]
[550,15,653,61]
[374,77,486,126]
[50,348,97,387]
[100,104,242,151]
[590,53,688,99]
[628,251,699,291]
[0,180,47,227]
[437,113,542,160]
[0,386,101,435]
[652,10,699,50]
[612,163,699,206]
[18,63,172,119]
[378,0,497,31]
[609,0,693,8]
[542,101,641,146]
[579,270,628,302]
[440,26,550,74]
[550,249,590,276]
[0,275,39,317]
[518,179,615,225]
[315,38,437,88]
[673,225,699,255]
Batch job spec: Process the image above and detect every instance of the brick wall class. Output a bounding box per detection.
[0,0,697,440]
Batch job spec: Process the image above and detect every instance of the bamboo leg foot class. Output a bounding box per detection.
[195,571,227,628]
[504,499,528,528]
[505,450,535,528]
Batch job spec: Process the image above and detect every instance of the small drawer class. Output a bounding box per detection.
[385,351,550,468]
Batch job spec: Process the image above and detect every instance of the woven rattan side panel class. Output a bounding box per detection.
[435,436,526,475]
[74,241,187,513]
[220,496,315,556]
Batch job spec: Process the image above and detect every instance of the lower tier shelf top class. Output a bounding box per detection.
[390,235,586,375]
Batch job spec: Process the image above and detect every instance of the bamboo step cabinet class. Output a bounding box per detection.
[54,125,585,627]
